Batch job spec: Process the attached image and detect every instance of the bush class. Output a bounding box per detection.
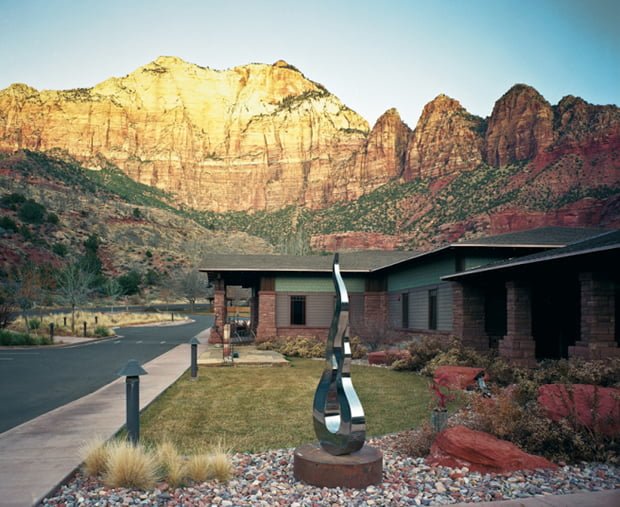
[94,325,111,337]
[257,335,367,359]
[396,423,435,457]
[0,216,18,232]
[0,192,26,209]
[46,212,59,225]
[52,243,68,257]
[18,199,46,224]
[0,329,51,346]
[118,270,142,295]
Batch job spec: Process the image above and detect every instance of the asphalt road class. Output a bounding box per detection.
[0,314,213,433]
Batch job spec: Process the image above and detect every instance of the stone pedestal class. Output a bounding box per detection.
[293,443,383,489]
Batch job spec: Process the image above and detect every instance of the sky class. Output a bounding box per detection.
[0,0,618,127]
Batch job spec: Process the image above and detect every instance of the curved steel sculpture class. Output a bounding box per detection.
[312,253,366,455]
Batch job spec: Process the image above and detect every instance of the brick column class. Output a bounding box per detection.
[569,272,619,359]
[452,283,488,351]
[256,291,277,341]
[363,291,387,333]
[249,290,259,335]
[498,280,536,367]
[209,288,227,344]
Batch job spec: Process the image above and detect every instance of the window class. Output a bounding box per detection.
[401,292,409,328]
[290,296,306,325]
[428,289,438,330]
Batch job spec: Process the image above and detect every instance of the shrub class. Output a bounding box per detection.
[94,325,111,337]
[257,335,366,359]
[394,336,450,372]
[46,212,59,225]
[103,440,158,489]
[52,243,68,257]
[0,329,51,346]
[18,200,46,224]
[0,192,26,208]
[396,423,435,457]
[0,216,18,232]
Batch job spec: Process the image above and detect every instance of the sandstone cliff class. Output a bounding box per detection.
[0,57,369,212]
[405,94,484,179]
[0,58,618,227]
[483,84,555,167]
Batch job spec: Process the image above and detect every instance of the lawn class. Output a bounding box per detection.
[138,358,434,453]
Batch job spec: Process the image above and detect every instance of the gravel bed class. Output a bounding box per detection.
[42,436,619,506]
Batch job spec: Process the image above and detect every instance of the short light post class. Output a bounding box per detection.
[117,359,148,445]
[190,337,200,380]
[49,323,54,343]
[83,321,87,336]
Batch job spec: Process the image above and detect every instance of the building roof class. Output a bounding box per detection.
[200,250,419,273]
[443,229,620,280]
[453,226,607,248]
[200,227,613,276]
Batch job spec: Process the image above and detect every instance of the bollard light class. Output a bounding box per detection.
[63,316,67,327]
[190,337,200,380]
[95,315,98,325]
[49,322,54,343]
[83,321,87,336]
[117,359,148,445]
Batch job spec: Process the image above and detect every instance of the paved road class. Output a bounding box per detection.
[0,314,213,433]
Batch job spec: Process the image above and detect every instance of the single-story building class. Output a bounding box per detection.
[201,227,619,364]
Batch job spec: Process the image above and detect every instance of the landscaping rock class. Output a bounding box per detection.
[426,425,558,473]
[433,366,487,390]
[537,384,620,436]
[367,350,410,366]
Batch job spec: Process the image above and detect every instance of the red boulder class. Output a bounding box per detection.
[433,366,487,390]
[367,350,410,366]
[537,384,620,436]
[427,425,557,473]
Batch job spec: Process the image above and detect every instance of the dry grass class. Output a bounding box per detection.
[102,440,159,489]
[10,310,186,336]
[138,358,434,453]
[208,443,233,482]
[185,454,211,483]
[155,439,186,487]
[80,436,109,476]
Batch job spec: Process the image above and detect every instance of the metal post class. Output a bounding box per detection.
[95,316,98,325]
[49,323,54,343]
[117,360,147,445]
[83,321,87,336]
[63,316,67,327]
[171,313,174,322]
[190,337,200,380]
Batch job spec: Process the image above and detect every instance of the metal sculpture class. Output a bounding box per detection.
[312,253,366,455]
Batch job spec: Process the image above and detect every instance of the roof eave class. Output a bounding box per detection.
[442,244,620,281]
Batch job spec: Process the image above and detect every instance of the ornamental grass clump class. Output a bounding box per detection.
[103,440,158,489]
[207,442,233,482]
[185,453,211,483]
[80,436,109,477]
[155,439,186,487]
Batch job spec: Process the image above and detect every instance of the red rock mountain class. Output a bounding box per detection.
[0,58,618,220]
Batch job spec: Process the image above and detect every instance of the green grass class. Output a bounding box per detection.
[138,358,434,454]
[0,329,52,346]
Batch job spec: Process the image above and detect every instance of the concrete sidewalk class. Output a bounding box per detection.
[0,331,209,507]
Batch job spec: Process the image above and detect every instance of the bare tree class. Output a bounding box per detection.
[175,269,208,313]
[0,281,17,329]
[103,278,123,313]
[56,264,94,334]
[14,265,42,332]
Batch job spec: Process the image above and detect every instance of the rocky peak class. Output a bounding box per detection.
[363,107,411,180]
[484,84,555,167]
[554,95,620,143]
[404,94,484,179]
